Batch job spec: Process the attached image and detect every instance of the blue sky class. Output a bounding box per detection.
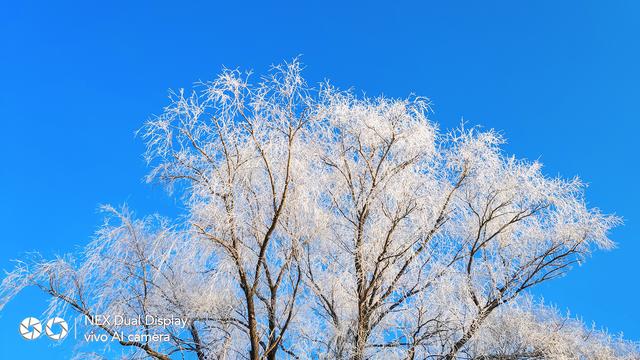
[1,1,638,358]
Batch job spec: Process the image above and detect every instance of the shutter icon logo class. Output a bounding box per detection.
[19,317,42,340]
[45,317,69,340]
[20,316,68,340]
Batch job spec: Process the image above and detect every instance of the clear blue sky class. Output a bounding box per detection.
[1,1,638,358]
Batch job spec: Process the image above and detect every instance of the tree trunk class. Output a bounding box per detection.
[353,312,369,360]
[245,291,261,360]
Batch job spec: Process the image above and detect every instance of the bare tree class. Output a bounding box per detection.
[0,206,237,359]
[1,60,637,360]
[141,60,316,360]
[297,86,624,359]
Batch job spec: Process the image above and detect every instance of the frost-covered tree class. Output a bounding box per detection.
[1,60,638,360]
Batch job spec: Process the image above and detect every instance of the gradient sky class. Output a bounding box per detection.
[1,1,639,358]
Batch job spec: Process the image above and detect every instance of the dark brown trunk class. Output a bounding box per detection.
[245,291,261,360]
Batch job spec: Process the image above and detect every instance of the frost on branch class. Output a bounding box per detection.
[1,60,637,360]
[0,206,237,359]
[468,297,639,360]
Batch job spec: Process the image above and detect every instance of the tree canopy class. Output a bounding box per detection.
[1,60,637,360]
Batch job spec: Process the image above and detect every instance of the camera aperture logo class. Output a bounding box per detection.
[19,314,186,344]
[20,316,68,341]
[19,317,42,340]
